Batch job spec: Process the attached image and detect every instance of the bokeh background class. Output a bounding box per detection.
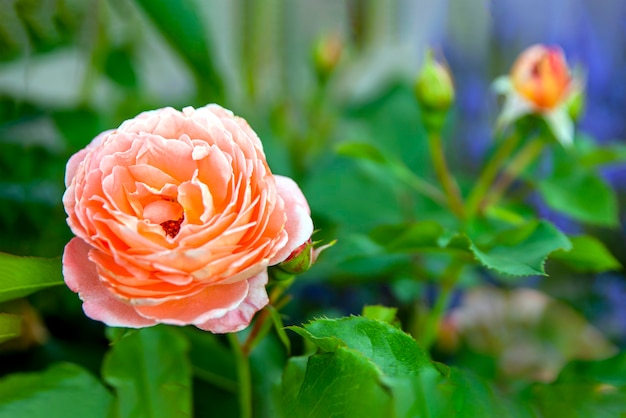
[2,0,626,385]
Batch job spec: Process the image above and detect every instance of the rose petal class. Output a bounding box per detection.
[62,238,156,328]
[65,131,110,186]
[195,271,269,333]
[269,175,314,264]
[134,279,250,325]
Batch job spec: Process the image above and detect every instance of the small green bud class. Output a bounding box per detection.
[414,50,455,112]
[313,33,344,83]
[277,239,335,275]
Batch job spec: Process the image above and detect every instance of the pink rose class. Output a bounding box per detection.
[62,105,313,333]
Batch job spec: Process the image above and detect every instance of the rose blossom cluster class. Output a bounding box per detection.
[62,105,313,333]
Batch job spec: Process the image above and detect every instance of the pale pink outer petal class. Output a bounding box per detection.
[269,175,314,265]
[63,238,157,328]
[195,270,269,333]
[65,130,111,186]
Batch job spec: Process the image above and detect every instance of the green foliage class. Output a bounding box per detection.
[336,141,388,164]
[521,350,626,416]
[0,363,113,418]
[0,313,21,344]
[469,220,572,277]
[362,305,400,325]
[284,316,434,417]
[283,316,533,418]
[370,219,571,277]
[0,253,63,303]
[282,349,395,418]
[539,170,618,227]
[102,326,192,418]
[133,0,224,101]
[551,235,621,272]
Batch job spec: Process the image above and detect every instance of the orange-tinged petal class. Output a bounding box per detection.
[134,280,250,325]
[511,44,572,110]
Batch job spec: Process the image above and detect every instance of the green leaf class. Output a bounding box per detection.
[370,221,445,252]
[0,363,113,418]
[0,314,21,344]
[470,220,572,277]
[573,134,626,167]
[557,351,626,386]
[281,349,394,418]
[0,253,63,303]
[249,333,290,418]
[133,0,223,100]
[362,305,399,325]
[370,220,571,277]
[102,326,192,418]
[538,171,619,227]
[290,316,432,377]
[526,382,626,418]
[181,328,237,416]
[444,368,530,418]
[335,141,388,164]
[551,235,621,273]
[181,327,236,392]
[283,316,528,418]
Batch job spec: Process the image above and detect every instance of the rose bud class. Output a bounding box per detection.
[414,49,455,112]
[313,32,344,83]
[277,239,335,275]
[494,44,583,147]
[510,44,572,110]
[62,105,313,333]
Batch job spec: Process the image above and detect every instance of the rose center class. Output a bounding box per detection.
[160,217,184,238]
[142,199,185,238]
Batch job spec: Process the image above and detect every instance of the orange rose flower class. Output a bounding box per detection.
[62,105,313,333]
[510,44,572,110]
[494,44,582,146]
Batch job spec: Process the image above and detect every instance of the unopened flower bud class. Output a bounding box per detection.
[511,44,572,110]
[277,239,335,275]
[313,33,344,83]
[414,50,455,112]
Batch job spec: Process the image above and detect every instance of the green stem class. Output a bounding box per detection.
[392,164,448,208]
[428,132,465,219]
[228,333,252,418]
[465,131,522,219]
[418,260,464,351]
[480,136,545,212]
